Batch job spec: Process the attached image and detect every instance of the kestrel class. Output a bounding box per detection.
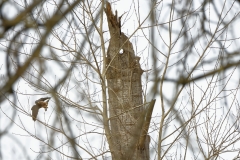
[31,97,51,121]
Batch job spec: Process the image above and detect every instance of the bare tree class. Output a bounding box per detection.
[1,0,240,160]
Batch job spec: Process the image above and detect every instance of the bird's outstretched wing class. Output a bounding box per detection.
[35,97,51,104]
[35,97,51,111]
[31,105,40,121]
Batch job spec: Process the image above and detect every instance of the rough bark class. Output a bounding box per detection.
[104,2,152,160]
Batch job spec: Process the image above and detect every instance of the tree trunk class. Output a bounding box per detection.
[105,2,151,160]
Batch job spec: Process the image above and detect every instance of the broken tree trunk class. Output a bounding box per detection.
[104,2,154,160]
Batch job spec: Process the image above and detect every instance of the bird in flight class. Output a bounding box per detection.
[31,97,51,121]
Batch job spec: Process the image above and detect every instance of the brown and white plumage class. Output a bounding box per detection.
[31,97,51,121]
